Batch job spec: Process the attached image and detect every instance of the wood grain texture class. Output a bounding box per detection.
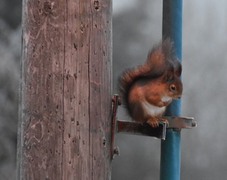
[18,0,112,179]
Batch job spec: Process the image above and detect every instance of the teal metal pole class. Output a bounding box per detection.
[160,0,182,180]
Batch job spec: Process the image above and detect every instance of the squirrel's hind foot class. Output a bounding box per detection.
[146,117,168,128]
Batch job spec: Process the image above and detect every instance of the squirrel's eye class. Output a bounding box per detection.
[170,84,176,92]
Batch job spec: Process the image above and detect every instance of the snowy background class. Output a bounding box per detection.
[1,0,227,179]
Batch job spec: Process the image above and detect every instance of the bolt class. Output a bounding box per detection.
[113,146,120,156]
[192,121,197,127]
[117,97,122,106]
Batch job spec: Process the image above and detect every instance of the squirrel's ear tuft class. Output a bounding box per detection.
[175,60,182,77]
[163,65,174,82]
[162,38,182,77]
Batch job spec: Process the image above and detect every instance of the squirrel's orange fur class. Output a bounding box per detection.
[119,39,183,127]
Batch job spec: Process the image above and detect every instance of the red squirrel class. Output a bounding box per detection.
[119,39,183,127]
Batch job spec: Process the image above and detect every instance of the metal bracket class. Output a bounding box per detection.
[110,94,196,159]
[165,116,197,129]
[117,120,167,139]
[111,94,121,159]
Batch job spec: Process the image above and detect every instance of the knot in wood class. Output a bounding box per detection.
[94,0,100,11]
[43,1,54,15]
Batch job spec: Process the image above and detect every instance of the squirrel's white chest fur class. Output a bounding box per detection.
[142,101,166,116]
[161,96,172,103]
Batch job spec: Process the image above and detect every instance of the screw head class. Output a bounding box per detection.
[113,146,120,156]
[117,97,122,106]
[192,121,197,127]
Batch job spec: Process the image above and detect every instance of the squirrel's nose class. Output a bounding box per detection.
[176,95,181,99]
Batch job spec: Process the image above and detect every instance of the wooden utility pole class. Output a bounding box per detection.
[17,0,112,179]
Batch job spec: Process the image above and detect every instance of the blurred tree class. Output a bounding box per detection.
[0,25,20,179]
[0,0,22,29]
[0,1,21,178]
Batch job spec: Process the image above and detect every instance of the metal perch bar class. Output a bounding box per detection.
[116,116,196,138]
[117,120,167,140]
[110,94,196,160]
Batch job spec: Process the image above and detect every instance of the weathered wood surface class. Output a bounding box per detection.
[18,0,112,179]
